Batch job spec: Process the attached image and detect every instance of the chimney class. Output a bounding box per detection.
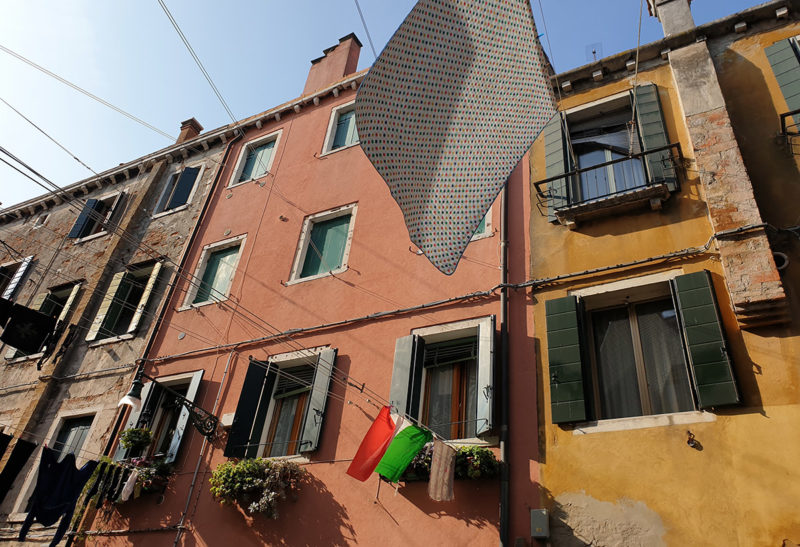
[177,118,203,144]
[303,33,362,95]
[649,0,695,36]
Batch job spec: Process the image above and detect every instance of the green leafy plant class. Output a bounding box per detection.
[118,427,152,451]
[131,457,174,494]
[404,443,500,481]
[209,458,308,518]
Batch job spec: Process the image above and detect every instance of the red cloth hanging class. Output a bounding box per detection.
[346,406,396,482]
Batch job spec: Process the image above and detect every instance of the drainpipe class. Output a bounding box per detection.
[499,182,510,546]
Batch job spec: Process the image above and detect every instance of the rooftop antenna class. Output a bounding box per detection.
[586,42,603,63]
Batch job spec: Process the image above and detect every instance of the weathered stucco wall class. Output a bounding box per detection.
[529,19,800,547]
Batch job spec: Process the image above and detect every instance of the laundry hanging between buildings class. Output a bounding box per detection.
[0,297,58,355]
[355,0,557,275]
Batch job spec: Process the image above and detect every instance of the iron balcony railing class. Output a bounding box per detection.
[779,108,800,136]
[532,142,683,215]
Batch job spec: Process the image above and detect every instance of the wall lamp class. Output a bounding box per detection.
[118,366,218,439]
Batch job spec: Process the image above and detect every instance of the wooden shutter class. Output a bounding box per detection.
[67,200,98,238]
[671,270,739,408]
[127,262,162,334]
[86,271,126,341]
[57,283,81,323]
[475,316,495,436]
[389,335,425,420]
[545,296,587,424]
[166,167,200,210]
[2,255,32,300]
[224,360,276,458]
[165,370,204,463]
[543,112,569,221]
[634,84,677,192]
[766,38,800,129]
[299,348,337,453]
[114,381,153,461]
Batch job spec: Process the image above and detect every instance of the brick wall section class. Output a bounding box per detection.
[672,42,788,327]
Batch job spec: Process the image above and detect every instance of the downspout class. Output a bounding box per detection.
[173,348,237,547]
[101,132,242,457]
[499,183,510,546]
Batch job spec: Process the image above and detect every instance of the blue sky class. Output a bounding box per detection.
[0,0,759,208]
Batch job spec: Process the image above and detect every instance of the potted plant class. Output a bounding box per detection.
[403,443,500,481]
[209,458,308,518]
[131,457,174,494]
[118,427,152,452]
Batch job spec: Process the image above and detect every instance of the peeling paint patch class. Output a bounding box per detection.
[550,492,665,546]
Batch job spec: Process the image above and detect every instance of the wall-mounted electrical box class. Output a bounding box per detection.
[530,508,550,539]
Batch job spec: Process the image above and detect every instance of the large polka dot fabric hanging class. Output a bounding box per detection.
[356,0,556,275]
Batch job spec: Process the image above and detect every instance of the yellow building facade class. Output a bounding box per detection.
[528,1,800,544]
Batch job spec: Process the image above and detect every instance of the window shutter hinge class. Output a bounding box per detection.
[482,385,493,401]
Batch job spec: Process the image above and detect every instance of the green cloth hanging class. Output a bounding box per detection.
[374,424,432,483]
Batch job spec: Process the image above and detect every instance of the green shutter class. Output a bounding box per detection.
[544,112,569,222]
[671,271,739,408]
[224,359,276,458]
[389,335,425,420]
[299,348,337,453]
[634,84,677,192]
[766,39,800,130]
[545,296,587,424]
[300,215,351,278]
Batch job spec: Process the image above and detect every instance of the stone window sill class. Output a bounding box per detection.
[555,183,670,229]
[571,410,716,435]
[88,333,135,348]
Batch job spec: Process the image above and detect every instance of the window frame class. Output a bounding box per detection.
[152,163,206,218]
[32,213,49,229]
[86,261,162,343]
[287,203,357,285]
[228,130,282,188]
[0,255,32,301]
[320,100,359,156]
[69,192,124,243]
[181,234,246,309]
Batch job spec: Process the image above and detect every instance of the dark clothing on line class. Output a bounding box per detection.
[84,461,107,500]
[101,465,122,503]
[0,438,36,504]
[111,467,131,502]
[0,432,12,459]
[18,447,97,547]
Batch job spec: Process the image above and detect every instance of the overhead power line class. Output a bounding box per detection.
[0,96,99,176]
[157,0,239,129]
[353,0,378,59]
[0,43,175,141]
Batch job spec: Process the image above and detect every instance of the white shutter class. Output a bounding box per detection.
[476,315,495,436]
[2,256,32,300]
[127,262,162,333]
[57,283,82,323]
[86,271,126,341]
[165,370,204,463]
[114,381,153,461]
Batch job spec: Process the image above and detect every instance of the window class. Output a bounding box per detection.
[471,212,491,241]
[322,102,359,154]
[5,281,80,360]
[33,214,48,229]
[53,415,94,462]
[86,262,162,341]
[224,348,337,458]
[389,316,495,440]
[184,236,245,306]
[765,37,800,133]
[545,270,740,426]
[289,205,356,283]
[0,256,32,300]
[67,193,124,240]
[115,370,204,463]
[231,133,279,186]
[544,85,676,222]
[155,166,201,214]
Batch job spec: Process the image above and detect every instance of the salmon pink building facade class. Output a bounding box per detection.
[83,34,538,545]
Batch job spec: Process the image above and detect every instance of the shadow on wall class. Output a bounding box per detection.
[397,479,499,529]
[190,473,355,547]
